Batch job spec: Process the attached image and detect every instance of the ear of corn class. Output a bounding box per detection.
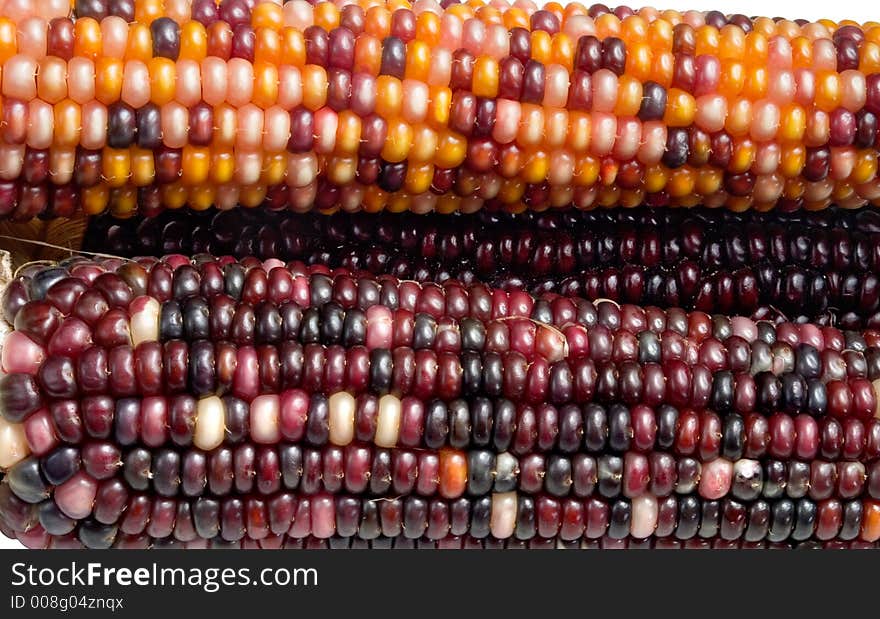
[4,0,880,550]
[2,1,880,218]
[1,254,880,549]
[83,205,880,327]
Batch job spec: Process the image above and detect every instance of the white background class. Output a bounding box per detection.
[1,0,876,550]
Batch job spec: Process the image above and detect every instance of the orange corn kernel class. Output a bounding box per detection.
[335,110,362,155]
[135,0,163,24]
[130,147,155,186]
[530,30,552,64]
[405,40,431,82]
[625,42,652,81]
[181,146,211,186]
[404,162,433,194]
[415,12,441,47]
[502,8,530,30]
[108,187,137,218]
[281,27,306,67]
[648,18,674,51]
[695,25,720,56]
[663,88,696,127]
[73,17,102,60]
[550,33,575,71]
[254,27,282,65]
[252,62,280,108]
[375,75,403,119]
[354,34,381,75]
[187,185,216,211]
[742,66,769,100]
[718,24,745,60]
[716,60,745,99]
[650,51,674,87]
[427,86,452,128]
[210,148,235,184]
[364,6,391,39]
[438,449,468,499]
[614,75,643,117]
[82,185,110,215]
[779,104,807,142]
[380,118,413,162]
[313,2,340,31]
[179,21,207,61]
[53,99,81,148]
[815,70,842,111]
[745,31,769,64]
[252,1,284,30]
[148,57,176,105]
[472,56,500,98]
[434,130,467,168]
[102,148,131,188]
[791,36,813,68]
[0,18,16,63]
[595,13,622,38]
[620,14,649,44]
[301,64,328,111]
[124,23,152,62]
[161,183,189,210]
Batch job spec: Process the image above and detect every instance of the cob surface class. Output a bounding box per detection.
[3,1,880,217]
[2,255,880,549]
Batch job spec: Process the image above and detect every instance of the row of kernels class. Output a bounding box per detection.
[0,143,874,196]
[0,174,878,219]
[6,11,880,87]
[12,252,880,350]
[37,0,880,52]
[77,202,880,274]
[0,180,853,219]
[6,63,880,162]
